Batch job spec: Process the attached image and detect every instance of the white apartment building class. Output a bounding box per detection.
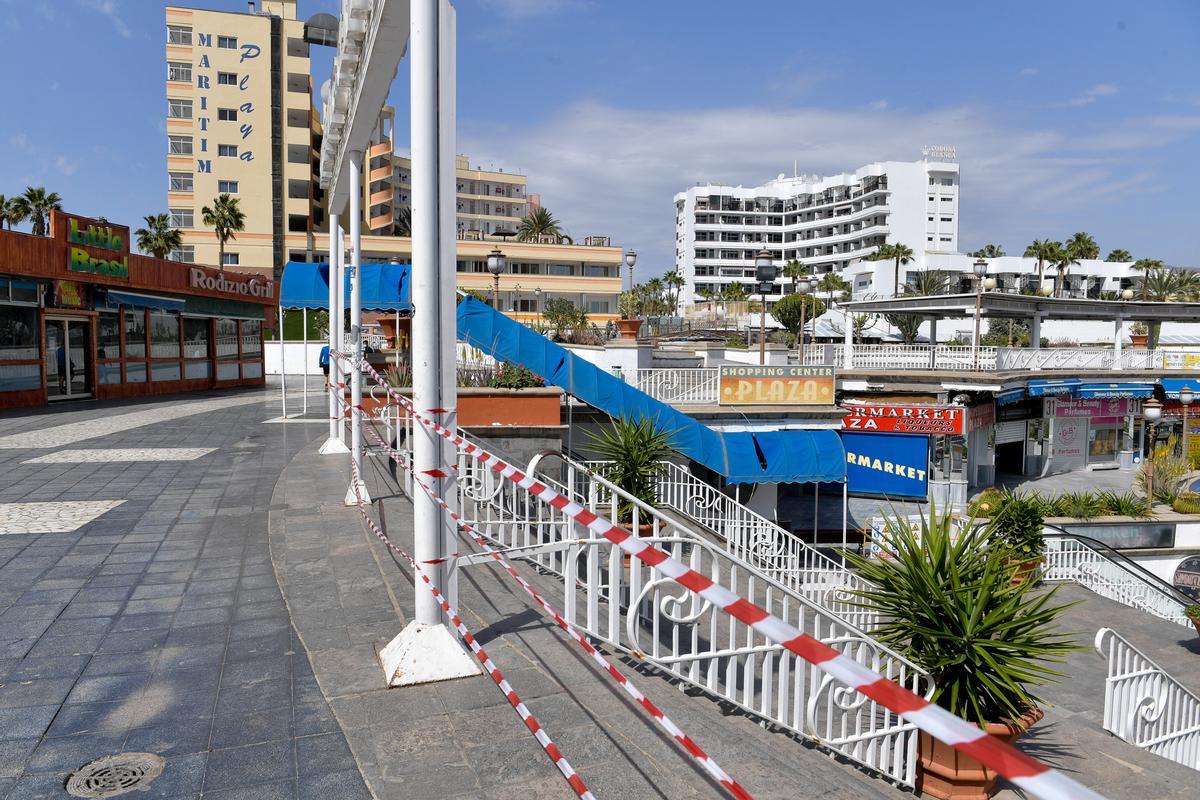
[674,155,960,305]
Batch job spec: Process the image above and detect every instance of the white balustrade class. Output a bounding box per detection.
[1042,535,1192,627]
[1095,627,1200,772]
[630,367,719,405]
[826,344,1200,372]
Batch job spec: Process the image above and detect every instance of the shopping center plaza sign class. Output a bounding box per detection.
[718,365,835,405]
[841,403,965,435]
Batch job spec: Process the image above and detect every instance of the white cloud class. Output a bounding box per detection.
[54,156,78,177]
[9,133,34,154]
[480,0,586,17]
[1019,67,1039,77]
[867,100,888,111]
[460,101,1200,272]
[78,0,130,38]
[1066,82,1120,106]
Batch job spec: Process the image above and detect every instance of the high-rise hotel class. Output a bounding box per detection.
[674,153,960,305]
[165,0,323,278]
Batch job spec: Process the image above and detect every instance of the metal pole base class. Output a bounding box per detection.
[344,479,372,506]
[378,621,482,687]
[319,437,351,455]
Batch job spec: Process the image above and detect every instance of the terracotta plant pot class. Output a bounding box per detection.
[616,318,643,340]
[1192,619,1200,638]
[917,706,1044,800]
[1007,557,1042,587]
[1130,334,1149,349]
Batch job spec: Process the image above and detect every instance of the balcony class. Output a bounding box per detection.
[807,344,1200,373]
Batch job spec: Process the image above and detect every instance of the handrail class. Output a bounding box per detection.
[1094,627,1200,771]
[1044,525,1193,607]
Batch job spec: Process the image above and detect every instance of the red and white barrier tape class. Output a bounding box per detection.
[353,413,751,800]
[342,455,594,800]
[336,351,1107,800]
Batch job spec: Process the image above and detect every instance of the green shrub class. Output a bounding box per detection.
[968,488,1004,518]
[725,335,747,349]
[488,362,543,390]
[1139,435,1189,506]
[845,505,1079,726]
[587,416,677,523]
[1058,491,1104,520]
[1030,492,1066,518]
[1173,493,1200,515]
[1098,490,1151,518]
[1186,604,1200,622]
[986,492,1045,559]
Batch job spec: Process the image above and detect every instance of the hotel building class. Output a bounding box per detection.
[674,154,960,305]
[165,0,324,279]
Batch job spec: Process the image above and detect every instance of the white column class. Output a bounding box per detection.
[302,307,308,414]
[320,214,348,453]
[1112,316,1123,371]
[842,314,853,370]
[378,0,479,686]
[1030,314,1042,349]
[344,151,370,504]
[278,303,286,416]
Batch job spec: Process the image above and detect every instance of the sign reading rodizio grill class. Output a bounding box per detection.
[841,404,966,435]
[188,268,274,299]
[718,365,835,406]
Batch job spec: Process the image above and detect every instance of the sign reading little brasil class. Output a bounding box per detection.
[718,365,835,406]
[62,214,130,278]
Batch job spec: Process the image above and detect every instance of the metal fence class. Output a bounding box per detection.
[629,368,720,405]
[1095,627,1200,772]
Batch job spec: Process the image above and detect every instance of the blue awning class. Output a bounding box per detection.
[996,387,1026,406]
[1161,379,1200,400]
[455,296,845,484]
[1076,382,1155,399]
[1027,379,1081,397]
[98,289,185,312]
[280,262,412,312]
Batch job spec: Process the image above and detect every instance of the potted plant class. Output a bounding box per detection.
[1187,604,1200,638]
[1130,321,1149,349]
[984,490,1046,586]
[615,291,643,339]
[845,507,1078,800]
[587,415,676,539]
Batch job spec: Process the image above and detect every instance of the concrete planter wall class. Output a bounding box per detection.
[357,386,563,427]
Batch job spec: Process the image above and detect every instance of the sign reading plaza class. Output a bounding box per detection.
[718,365,835,406]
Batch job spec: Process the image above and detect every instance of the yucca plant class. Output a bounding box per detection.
[845,505,1079,726]
[1186,604,1200,623]
[587,416,677,523]
[1030,492,1066,518]
[1097,490,1151,519]
[1058,491,1104,521]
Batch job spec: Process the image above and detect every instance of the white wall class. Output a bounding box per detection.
[265,341,325,376]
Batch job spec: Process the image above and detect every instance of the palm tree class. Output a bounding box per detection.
[969,244,1005,258]
[395,207,412,236]
[135,214,184,259]
[11,186,62,236]
[1024,239,1059,294]
[1065,231,1100,261]
[1105,248,1132,262]
[1132,259,1165,299]
[662,269,685,314]
[1137,268,1200,347]
[885,271,950,344]
[1050,243,1078,298]
[0,195,20,230]
[516,206,565,243]
[873,243,915,296]
[200,193,246,270]
[782,260,808,294]
[816,272,850,307]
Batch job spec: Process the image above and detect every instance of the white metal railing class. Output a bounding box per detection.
[445,448,933,787]
[829,344,997,371]
[1095,627,1200,772]
[825,344,1200,373]
[630,367,719,405]
[996,347,1174,371]
[1042,535,1193,627]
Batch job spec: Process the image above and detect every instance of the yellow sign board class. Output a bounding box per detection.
[718,365,836,406]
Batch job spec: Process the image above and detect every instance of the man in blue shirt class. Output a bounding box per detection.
[319,344,331,385]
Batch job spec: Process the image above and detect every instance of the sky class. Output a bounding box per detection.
[1,0,1198,276]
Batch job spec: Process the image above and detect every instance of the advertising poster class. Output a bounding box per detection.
[841,431,929,499]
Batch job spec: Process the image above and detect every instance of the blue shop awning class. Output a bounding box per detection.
[996,387,1026,406]
[98,289,185,312]
[1160,379,1200,400]
[1027,379,1081,397]
[280,262,412,312]
[1076,382,1155,399]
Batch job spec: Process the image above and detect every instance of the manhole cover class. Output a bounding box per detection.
[65,753,165,798]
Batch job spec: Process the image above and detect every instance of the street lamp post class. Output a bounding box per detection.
[754,248,777,365]
[1143,398,1163,504]
[1181,385,1194,464]
[511,283,522,313]
[486,247,506,310]
[796,277,812,364]
[534,286,542,317]
[624,248,638,291]
[972,258,988,369]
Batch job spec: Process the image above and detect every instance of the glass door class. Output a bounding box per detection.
[45,317,92,400]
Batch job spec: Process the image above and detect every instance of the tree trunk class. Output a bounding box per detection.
[894,257,900,296]
[1149,321,1163,350]
[218,238,225,272]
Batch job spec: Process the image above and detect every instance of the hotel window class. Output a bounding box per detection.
[167,62,192,82]
[218,108,238,121]
[169,172,193,192]
[168,135,193,155]
[169,208,194,228]
[941,196,953,202]
[217,35,238,49]
[218,180,239,194]
[940,217,952,222]
[217,72,238,86]
[221,253,240,266]
[167,98,192,119]
[218,144,238,158]
[169,245,195,263]
[167,25,192,45]
[587,300,611,314]
[584,266,609,278]
[941,177,954,186]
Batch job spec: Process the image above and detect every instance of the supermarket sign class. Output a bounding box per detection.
[841,404,965,435]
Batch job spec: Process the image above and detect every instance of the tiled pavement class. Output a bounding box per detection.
[0,388,369,800]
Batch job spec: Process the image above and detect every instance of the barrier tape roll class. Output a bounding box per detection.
[354,412,751,800]
[342,453,594,800]
[336,351,1107,800]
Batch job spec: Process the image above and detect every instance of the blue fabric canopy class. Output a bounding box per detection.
[1027,379,1081,397]
[1160,379,1200,400]
[98,289,185,312]
[455,297,845,484]
[996,387,1026,406]
[1076,382,1155,399]
[280,262,412,312]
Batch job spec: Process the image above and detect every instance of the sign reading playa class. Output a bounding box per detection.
[64,214,130,278]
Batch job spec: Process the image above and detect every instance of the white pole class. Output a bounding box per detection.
[279,303,286,417]
[345,150,369,504]
[335,220,347,443]
[322,215,342,448]
[302,307,308,414]
[841,481,848,566]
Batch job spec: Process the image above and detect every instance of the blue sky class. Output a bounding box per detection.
[1,0,1198,274]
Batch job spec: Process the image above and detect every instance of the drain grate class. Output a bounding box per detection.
[65,753,165,798]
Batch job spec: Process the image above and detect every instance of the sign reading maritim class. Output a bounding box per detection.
[718,365,835,406]
[189,268,274,299]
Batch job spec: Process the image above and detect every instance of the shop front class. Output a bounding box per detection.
[0,211,275,409]
[1045,397,1139,473]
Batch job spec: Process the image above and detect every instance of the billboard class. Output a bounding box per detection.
[841,431,930,499]
[718,365,835,406]
[841,404,965,435]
